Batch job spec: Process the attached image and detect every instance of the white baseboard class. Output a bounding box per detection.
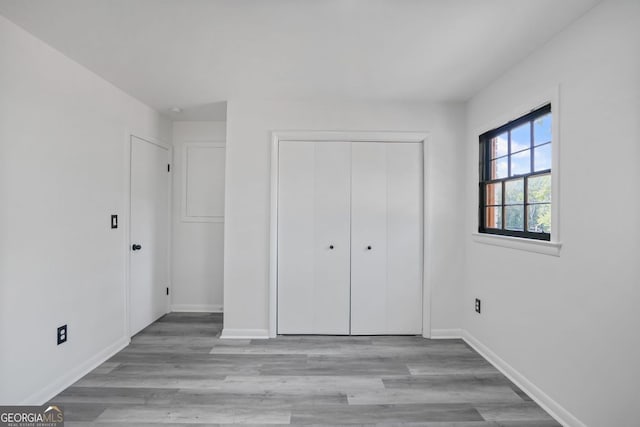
[429,328,462,339]
[461,329,585,427]
[171,304,223,313]
[23,336,130,405]
[220,328,269,339]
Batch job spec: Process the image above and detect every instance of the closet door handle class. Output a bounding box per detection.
[329,245,334,250]
[367,245,372,250]
[132,244,142,251]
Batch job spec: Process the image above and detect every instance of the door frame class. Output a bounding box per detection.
[269,131,431,338]
[124,132,173,338]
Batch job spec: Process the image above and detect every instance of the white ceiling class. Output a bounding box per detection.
[0,0,600,120]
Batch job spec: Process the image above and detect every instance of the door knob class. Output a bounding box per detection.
[367,245,372,250]
[132,244,142,251]
[329,245,334,250]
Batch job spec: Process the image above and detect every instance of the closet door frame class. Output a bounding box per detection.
[269,131,431,338]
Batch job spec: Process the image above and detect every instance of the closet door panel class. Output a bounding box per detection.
[386,143,423,334]
[351,142,422,335]
[277,142,315,334]
[277,141,351,334]
[350,142,388,335]
[312,142,351,334]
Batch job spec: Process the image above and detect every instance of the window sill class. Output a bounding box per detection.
[472,233,562,256]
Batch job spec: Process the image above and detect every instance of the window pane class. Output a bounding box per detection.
[505,178,524,204]
[510,149,531,176]
[479,143,484,173]
[534,144,551,171]
[485,206,502,229]
[527,203,551,233]
[505,205,524,231]
[490,132,508,158]
[534,113,552,146]
[527,174,551,203]
[510,122,530,153]
[490,156,508,179]
[485,182,502,206]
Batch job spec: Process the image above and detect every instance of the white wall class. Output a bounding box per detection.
[171,121,226,312]
[0,15,170,404]
[463,1,640,426]
[223,99,466,336]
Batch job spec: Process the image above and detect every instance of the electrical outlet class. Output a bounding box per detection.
[475,298,481,314]
[57,325,67,345]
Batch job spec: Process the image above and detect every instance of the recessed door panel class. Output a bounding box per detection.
[277,141,351,334]
[350,142,388,335]
[312,142,352,333]
[351,142,422,335]
[385,143,423,334]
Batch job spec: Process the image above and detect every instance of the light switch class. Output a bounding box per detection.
[111,214,118,229]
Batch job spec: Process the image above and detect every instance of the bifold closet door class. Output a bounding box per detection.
[277,141,351,334]
[351,142,423,335]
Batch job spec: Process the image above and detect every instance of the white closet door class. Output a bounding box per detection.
[351,142,422,335]
[277,141,351,334]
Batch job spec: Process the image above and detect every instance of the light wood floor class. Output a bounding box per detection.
[52,313,560,426]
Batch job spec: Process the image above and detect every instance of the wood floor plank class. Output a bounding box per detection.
[56,403,108,422]
[108,361,263,377]
[171,390,348,408]
[94,405,291,424]
[91,362,121,374]
[407,355,500,376]
[382,373,520,390]
[72,375,228,389]
[382,374,532,404]
[290,403,484,423]
[259,357,410,376]
[474,402,559,423]
[216,375,385,394]
[349,375,525,405]
[51,386,178,405]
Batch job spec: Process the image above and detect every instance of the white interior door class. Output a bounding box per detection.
[130,136,170,336]
[277,141,351,334]
[351,142,422,335]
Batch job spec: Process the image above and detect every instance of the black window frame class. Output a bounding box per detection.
[478,104,552,241]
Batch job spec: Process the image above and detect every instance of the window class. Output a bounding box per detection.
[479,104,551,241]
